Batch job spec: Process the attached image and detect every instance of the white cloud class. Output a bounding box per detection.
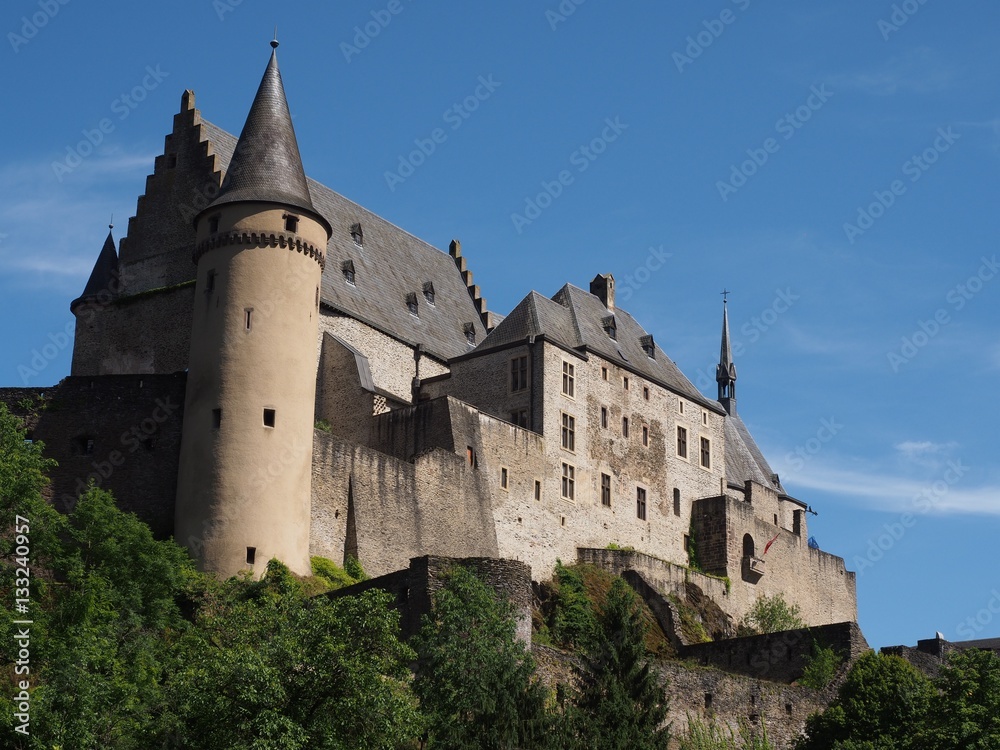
[828,48,958,96]
[774,454,1000,517]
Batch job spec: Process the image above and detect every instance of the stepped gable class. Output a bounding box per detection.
[471,282,721,412]
[199,120,486,362]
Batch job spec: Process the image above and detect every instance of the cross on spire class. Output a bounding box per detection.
[721,288,731,302]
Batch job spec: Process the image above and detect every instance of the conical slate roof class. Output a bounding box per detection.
[71,228,119,311]
[203,41,318,218]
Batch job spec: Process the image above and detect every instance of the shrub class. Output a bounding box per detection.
[800,641,843,689]
[738,594,804,636]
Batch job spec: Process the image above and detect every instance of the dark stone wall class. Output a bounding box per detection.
[682,621,870,684]
[328,555,532,641]
[0,375,186,538]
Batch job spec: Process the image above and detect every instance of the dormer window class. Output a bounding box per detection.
[463,322,476,346]
[284,214,299,233]
[406,292,418,317]
[342,260,356,285]
[640,334,655,359]
[350,223,364,247]
[602,315,617,340]
[423,282,435,305]
[208,215,220,234]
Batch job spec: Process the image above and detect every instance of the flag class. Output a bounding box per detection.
[763,533,780,555]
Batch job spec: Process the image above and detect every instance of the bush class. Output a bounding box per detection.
[311,556,359,590]
[738,594,804,636]
[799,641,843,689]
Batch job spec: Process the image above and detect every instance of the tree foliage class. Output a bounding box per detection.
[548,561,599,650]
[799,641,844,690]
[570,578,670,750]
[796,652,935,750]
[738,594,805,636]
[413,564,551,749]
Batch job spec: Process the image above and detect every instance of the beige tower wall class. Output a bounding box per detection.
[175,202,328,578]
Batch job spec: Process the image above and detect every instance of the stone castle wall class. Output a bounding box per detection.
[0,375,186,538]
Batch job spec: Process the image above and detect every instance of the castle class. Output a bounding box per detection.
[9,41,856,630]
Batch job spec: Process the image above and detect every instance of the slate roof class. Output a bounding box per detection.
[71,229,119,311]
[469,283,722,412]
[204,45,321,222]
[724,414,786,495]
[200,121,487,362]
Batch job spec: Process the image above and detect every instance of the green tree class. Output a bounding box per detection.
[924,648,1000,750]
[163,560,421,749]
[572,578,670,750]
[799,641,844,690]
[738,594,805,636]
[796,652,934,750]
[413,564,551,749]
[549,562,599,650]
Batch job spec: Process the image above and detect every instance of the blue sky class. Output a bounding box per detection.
[1,1,998,650]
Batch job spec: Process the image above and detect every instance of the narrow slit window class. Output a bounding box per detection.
[501,467,509,490]
[643,386,650,401]
[244,308,253,331]
[246,546,256,565]
[673,488,681,516]
[623,376,629,391]
[212,408,222,429]
[600,406,608,429]
[263,408,276,428]
[208,215,220,234]
[206,269,216,292]
[622,417,629,438]
[642,425,649,447]
[534,480,541,501]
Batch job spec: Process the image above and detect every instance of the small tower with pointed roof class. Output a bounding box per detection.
[716,294,737,415]
[174,39,331,578]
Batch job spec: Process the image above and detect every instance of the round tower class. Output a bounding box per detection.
[175,40,331,578]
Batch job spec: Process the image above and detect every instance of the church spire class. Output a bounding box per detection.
[716,292,737,413]
[202,38,319,219]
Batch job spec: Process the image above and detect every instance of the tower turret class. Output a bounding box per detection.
[716,293,737,414]
[174,39,331,578]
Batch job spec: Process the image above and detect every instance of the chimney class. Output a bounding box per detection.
[590,273,615,310]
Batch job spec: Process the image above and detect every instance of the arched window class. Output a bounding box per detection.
[743,533,755,558]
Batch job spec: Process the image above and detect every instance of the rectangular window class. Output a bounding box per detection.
[212,408,222,429]
[501,467,509,490]
[561,413,575,452]
[679,400,685,415]
[642,425,649,447]
[602,366,608,381]
[562,361,575,397]
[600,406,608,429]
[673,488,681,516]
[623,376,629,391]
[700,437,711,468]
[208,215,220,234]
[702,411,709,426]
[534,480,542,501]
[509,409,529,428]
[263,408,276,428]
[246,546,256,565]
[622,417,629,438]
[561,463,575,500]
[677,426,688,458]
[206,269,216,292]
[636,487,647,521]
[284,215,298,233]
[601,473,611,507]
[643,386,650,401]
[244,308,253,331]
[467,446,476,467]
[511,355,528,392]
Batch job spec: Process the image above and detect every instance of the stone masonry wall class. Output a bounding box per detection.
[533,644,839,750]
[71,283,195,376]
[0,375,186,538]
[310,428,499,577]
[328,555,532,642]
